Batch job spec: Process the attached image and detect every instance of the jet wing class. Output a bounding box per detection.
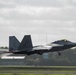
[33,46,52,51]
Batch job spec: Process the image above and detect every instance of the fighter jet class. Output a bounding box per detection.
[8,35,76,56]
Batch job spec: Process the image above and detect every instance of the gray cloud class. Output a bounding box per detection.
[12,0,63,7]
[12,0,76,7]
[0,6,76,21]
[0,0,16,8]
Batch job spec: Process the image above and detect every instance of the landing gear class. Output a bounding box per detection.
[58,52,61,56]
[23,55,29,65]
[37,52,43,55]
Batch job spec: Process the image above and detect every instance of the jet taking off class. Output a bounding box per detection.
[9,35,76,56]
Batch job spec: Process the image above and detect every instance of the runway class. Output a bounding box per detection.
[0,71,76,74]
[0,70,76,74]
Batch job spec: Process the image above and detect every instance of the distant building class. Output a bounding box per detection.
[0,56,25,65]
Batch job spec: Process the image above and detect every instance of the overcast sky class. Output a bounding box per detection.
[0,0,76,46]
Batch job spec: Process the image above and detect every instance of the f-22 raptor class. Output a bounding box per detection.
[9,35,76,56]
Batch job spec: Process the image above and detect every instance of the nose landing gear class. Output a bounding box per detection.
[58,52,61,56]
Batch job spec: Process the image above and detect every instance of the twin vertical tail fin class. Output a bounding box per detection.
[18,35,33,50]
[9,35,33,52]
[9,36,20,52]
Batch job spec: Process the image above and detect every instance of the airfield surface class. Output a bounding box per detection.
[0,49,76,75]
[0,66,76,75]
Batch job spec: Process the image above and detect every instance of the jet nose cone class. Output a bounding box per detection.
[70,43,76,47]
[72,43,76,45]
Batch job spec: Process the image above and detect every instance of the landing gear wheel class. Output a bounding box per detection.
[37,52,42,55]
[58,52,61,56]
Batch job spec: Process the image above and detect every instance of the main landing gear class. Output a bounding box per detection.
[58,52,61,56]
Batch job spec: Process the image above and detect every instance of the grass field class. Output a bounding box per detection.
[0,66,76,75]
[0,73,76,75]
[0,74,76,75]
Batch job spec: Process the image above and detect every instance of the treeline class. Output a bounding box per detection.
[24,48,76,66]
[0,46,8,49]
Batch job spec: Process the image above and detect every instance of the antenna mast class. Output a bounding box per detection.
[46,34,47,45]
